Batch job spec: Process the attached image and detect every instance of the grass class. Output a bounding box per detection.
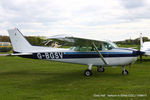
[0,51,12,54]
[0,56,150,100]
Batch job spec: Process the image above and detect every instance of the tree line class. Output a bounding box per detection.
[0,35,150,46]
[115,37,149,45]
[0,35,45,46]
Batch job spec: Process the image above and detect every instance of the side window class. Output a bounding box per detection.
[91,46,95,51]
[73,45,103,52]
[87,47,92,51]
[74,46,87,51]
[98,44,102,50]
[3,43,9,46]
[0,43,2,46]
[80,47,87,52]
[90,44,102,51]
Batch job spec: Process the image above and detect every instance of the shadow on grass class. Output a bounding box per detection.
[0,69,124,86]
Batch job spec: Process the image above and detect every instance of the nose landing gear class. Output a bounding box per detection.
[122,66,129,75]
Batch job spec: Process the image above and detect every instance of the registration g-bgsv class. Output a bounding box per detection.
[36,52,63,59]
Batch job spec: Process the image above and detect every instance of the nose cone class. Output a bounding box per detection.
[139,51,145,55]
[133,50,145,56]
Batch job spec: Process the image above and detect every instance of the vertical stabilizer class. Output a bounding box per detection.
[8,28,33,53]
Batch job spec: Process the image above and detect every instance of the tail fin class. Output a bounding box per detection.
[140,33,143,48]
[7,28,33,53]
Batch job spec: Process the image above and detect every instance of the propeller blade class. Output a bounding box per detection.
[139,33,143,62]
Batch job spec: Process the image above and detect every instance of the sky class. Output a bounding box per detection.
[0,0,150,41]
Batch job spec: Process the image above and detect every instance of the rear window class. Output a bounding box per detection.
[3,43,9,46]
[0,43,2,46]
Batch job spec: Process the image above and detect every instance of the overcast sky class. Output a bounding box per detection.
[0,0,150,41]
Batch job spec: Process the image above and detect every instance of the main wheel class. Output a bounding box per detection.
[97,67,105,72]
[84,69,92,76]
[122,70,128,75]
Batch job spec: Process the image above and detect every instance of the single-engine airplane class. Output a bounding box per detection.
[8,28,141,76]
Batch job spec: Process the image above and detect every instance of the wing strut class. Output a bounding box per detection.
[92,42,108,65]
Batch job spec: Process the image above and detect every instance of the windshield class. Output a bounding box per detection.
[104,42,117,50]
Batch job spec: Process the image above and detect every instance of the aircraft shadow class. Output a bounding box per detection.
[0,70,122,86]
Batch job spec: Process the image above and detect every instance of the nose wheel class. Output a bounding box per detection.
[122,66,129,75]
[122,70,128,75]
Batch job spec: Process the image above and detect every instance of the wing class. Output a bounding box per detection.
[47,34,109,46]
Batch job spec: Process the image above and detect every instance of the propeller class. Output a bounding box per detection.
[139,33,145,62]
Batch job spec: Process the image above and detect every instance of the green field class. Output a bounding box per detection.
[0,56,150,100]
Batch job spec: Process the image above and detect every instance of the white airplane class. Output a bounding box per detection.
[140,33,150,56]
[8,28,141,76]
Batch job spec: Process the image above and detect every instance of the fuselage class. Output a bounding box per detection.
[8,28,139,67]
[18,46,139,66]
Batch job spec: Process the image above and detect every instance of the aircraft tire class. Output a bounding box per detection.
[97,67,105,72]
[84,69,92,76]
[122,70,128,75]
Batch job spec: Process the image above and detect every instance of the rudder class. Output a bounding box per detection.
[8,28,33,53]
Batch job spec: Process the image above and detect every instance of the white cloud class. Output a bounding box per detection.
[0,0,150,41]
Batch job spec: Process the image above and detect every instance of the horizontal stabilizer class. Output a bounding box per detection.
[11,53,33,56]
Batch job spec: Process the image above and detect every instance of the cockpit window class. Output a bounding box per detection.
[108,41,118,48]
[104,42,116,50]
